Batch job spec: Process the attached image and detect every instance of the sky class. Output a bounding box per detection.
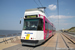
[0,0,75,30]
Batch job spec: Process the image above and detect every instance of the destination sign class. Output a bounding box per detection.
[25,15,37,18]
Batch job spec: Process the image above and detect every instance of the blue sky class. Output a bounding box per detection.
[0,0,75,30]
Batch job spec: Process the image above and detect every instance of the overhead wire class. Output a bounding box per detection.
[38,0,60,30]
[38,0,49,16]
[38,0,49,17]
[33,0,40,7]
[38,0,54,23]
[38,0,43,7]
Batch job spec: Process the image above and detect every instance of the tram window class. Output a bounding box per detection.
[45,21,47,30]
[23,19,39,30]
[48,23,49,30]
[49,24,52,30]
[37,19,43,30]
[45,21,47,23]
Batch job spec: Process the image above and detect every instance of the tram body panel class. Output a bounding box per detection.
[21,30,44,40]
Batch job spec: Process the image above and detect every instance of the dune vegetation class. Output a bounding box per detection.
[67,27,75,32]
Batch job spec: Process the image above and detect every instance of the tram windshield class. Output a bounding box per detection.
[23,18,43,30]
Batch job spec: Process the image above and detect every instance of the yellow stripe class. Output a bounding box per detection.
[25,34,30,40]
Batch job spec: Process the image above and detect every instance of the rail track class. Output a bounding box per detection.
[62,32,75,44]
[60,33,70,50]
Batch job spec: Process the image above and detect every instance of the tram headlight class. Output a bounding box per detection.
[24,37,25,39]
[31,38,32,39]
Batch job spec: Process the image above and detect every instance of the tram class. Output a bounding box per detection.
[21,7,56,46]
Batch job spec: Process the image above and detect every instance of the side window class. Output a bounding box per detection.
[37,19,43,30]
[50,24,52,30]
[45,21,47,30]
[52,26,53,30]
[48,23,49,30]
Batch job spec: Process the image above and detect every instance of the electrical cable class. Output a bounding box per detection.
[33,0,54,23]
[38,0,43,7]
[33,0,40,7]
[38,0,54,22]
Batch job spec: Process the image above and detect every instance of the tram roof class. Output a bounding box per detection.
[25,8,45,13]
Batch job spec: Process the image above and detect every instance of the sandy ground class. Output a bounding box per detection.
[0,36,21,50]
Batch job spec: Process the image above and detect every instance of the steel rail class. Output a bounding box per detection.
[60,33,70,50]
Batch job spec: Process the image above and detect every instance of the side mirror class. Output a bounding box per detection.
[19,17,24,24]
[20,20,21,24]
